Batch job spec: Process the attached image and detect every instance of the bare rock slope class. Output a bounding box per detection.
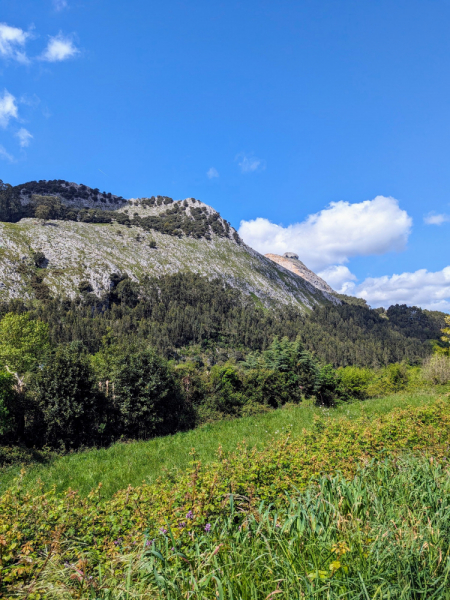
[0,181,339,310]
[265,253,336,295]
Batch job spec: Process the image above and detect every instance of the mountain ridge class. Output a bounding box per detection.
[0,179,340,310]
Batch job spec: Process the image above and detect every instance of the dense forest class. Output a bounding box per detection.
[1,272,444,366]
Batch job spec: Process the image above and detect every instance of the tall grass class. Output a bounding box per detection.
[30,454,450,599]
[1,390,440,498]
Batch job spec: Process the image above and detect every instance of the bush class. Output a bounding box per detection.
[111,347,187,439]
[242,368,302,408]
[31,342,100,449]
[0,370,14,436]
[422,354,450,385]
[367,363,411,397]
[336,366,374,401]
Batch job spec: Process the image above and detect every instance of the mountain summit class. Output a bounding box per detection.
[0,179,339,309]
[265,253,335,295]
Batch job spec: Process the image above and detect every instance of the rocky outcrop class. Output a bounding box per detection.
[265,253,336,295]
[0,209,338,310]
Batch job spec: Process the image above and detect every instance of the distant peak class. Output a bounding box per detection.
[265,253,335,295]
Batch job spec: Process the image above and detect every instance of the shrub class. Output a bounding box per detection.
[32,251,46,267]
[367,363,411,397]
[422,354,450,385]
[111,347,187,439]
[0,370,14,436]
[336,365,374,400]
[242,368,302,408]
[31,342,100,449]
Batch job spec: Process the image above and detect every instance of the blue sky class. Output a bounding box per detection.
[1,0,450,310]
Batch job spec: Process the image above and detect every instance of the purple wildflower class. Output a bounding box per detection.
[186,510,194,520]
[178,521,186,529]
[159,527,168,535]
[205,523,211,532]
[145,539,153,547]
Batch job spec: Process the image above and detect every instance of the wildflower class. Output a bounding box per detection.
[186,510,194,520]
[159,527,168,535]
[205,523,211,532]
[145,539,153,547]
[178,521,186,528]
[113,538,123,546]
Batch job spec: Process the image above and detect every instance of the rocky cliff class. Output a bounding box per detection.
[0,180,340,310]
[264,253,335,295]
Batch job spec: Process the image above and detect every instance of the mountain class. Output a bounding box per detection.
[0,180,339,309]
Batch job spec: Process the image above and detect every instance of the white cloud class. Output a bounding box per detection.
[0,145,14,162]
[53,0,68,11]
[16,127,33,147]
[236,152,265,173]
[239,196,412,271]
[40,33,79,62]
[207,167,219,179]
[355,267,450,312]
[0,90,18,128]
[424,213,450,225]
[318,265,357,294]
[0,22,30,64]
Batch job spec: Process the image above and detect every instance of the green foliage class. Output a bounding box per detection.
[31,251,46,268]
[0,313,50,375]
[0,274,436,368]
[336,365,374,401]
[31,343,100,449]
[106,346,189,439]
[2,398,450,596]
[0,180,22,222]
[367,362,412,396]
[0,391,438,499]
[442,314,450,343]
[0,370,14,436]
[35,456,450,599]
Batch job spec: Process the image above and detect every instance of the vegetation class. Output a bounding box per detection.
[0,272,448,455]
[0,390,440,499]
[31,455,450,599]
[2,178,450,597]
[1,397,450,597]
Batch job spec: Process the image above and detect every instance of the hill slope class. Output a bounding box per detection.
[0,180,338,309]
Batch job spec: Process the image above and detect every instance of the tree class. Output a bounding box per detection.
[0,370,15,436]
[32,343,100,449]
[442,315,450,343]
[0,180,23,222]
[35,204,51,224]
[0,313,50,377]
[0,313,50,439]
[110,347,185,439]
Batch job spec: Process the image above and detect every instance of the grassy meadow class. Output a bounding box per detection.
[2,390,450,598]
[0,390,442,498]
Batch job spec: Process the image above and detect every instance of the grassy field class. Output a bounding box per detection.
[36,455,450,599]
[2,391,450,598]
[1,390,441,499]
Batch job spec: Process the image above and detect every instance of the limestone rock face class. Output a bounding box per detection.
[265,253,335,295]
[0,201,339,310]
